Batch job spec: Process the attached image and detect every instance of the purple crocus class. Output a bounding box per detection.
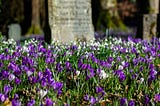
[90,96,97,105]
[14,94,19,99]
[144,94,150,105]
[132,73,138,80]
[15,77,21,85]
[56,62,63,72]
[12,99,21,106]
[120,98,127,106]
[114,70,126,81]
[8,73,15,81]
[0,62,4,67]
[41,78,47,87]
[45,98,53,106]
[96,68,101,75]
[84,94,89,101]
[27,99,35,106]
[37,71,43,81]
[4,85,12,95]
[1,70,9,79]
[65,61,72,70]
[0,93,5,102]
[70,45,78,51]
[45,57,55,64]
[44,68,52,77]
[86,68,95,80]
[96,86,104,94]
[154,94,160,103]
[81,64,88,70]
[119,73,126,81]
[52,82,63,91]
[96,86,105,100]
[128,100,135,106]
[148,69,157,84]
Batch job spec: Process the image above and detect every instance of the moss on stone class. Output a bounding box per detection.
[27,25,43,35]
[96,10,127,32]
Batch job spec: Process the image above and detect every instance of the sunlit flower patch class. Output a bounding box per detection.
[0,35,159,106]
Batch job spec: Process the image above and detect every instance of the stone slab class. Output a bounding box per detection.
[143,14,157,40]
[8,24,21,41]
[48,0,94,43]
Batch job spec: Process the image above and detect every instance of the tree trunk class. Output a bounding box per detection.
[31,0,40,26]
[97,0,126,31]
[10,0,24,23]
[28,0,42,35]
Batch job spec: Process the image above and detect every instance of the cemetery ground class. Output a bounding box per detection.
[0,34,160,106]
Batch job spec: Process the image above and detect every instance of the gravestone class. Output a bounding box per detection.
[136,0,159,40]
[143,14,157,40]
[149,0,159,14]
[48,0,94,43]
[8,24,21,41]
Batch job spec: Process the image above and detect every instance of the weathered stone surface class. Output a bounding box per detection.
[100,0,116,10]
[149,0,159,14]
[48,0,94,43]
[143,14,157,40]
[8,24,21,41]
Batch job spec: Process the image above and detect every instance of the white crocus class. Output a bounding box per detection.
[121,61,125,66]
[39,89,48,99]
[26,71,33,76]
[9,73,15,81]
[140,78,144,84]
[99,70,108,79]
[76,71,80,76]
[118,65,124,70]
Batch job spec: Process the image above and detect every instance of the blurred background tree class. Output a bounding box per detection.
[1,0,159,39]
[27,0,43,35]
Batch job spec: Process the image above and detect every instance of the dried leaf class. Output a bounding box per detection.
[2,98,12,106]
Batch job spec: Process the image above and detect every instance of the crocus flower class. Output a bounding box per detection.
[120,98,127,106]
[144,95,150,105]
[86,68,95,80]
[26,70,33,77]
[154,94,160,103]
[8,73,15,81]
[84,94,89,101]
[114,70,126,81]
[96,86,105,100]
[0,93,5,102]
[45,98,53,106]
[96,86,104,94]
[12,99,21,106]
[65,61,72,70]
[76,71,80,76]
[132,73,138,80]
[27,99,35,106]
[4,85,12,95]
[0,62,4,67]
[90,96,97,105]
[44,68,52,77]
[14,94,19,99]
[37,71,43,81]
[128,100,135,106]
[15,77,21,85]
[99,70,108,79]
[56,62,63,72]
[1,70,9,79]
[45,57,55,64]
[41,78,47,87]
[53,82,63,91]
[96,68,101,75]
[39,89,48,99]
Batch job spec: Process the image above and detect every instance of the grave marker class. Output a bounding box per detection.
[48,0,94,43]
[8,24,21,41]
